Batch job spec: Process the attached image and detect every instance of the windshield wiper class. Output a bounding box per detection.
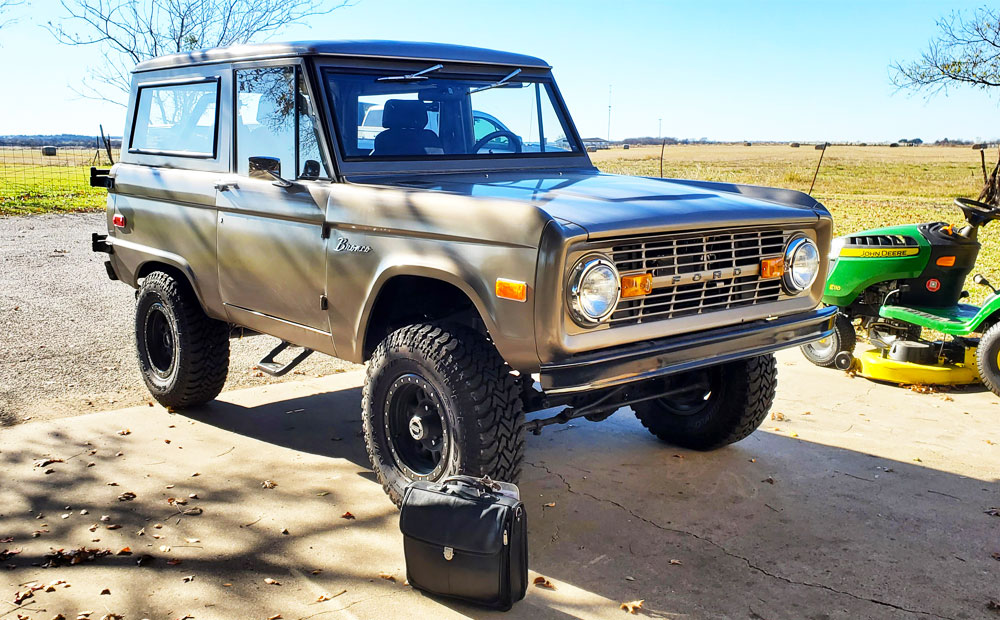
[376,63,444,82]
[469,68,522,94]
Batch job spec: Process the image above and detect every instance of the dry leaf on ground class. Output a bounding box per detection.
[116,429,130,436]
[341,511,355,520]
[379,572,396,581]
[117,492,136,501]
[261,480,277,489]
[669,559,682,565]
[533,576,555,589]
[264,577,281,585]
[620,599,644,614]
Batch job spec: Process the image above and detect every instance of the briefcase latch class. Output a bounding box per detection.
[443,546,454,561]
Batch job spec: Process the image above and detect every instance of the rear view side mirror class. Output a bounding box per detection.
[248,156,293,188]
[302,159,321,179]
[248,156,281,180]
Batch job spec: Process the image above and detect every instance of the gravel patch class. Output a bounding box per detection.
[0,212,358,425]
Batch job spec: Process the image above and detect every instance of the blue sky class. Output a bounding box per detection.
[1,0,996,141]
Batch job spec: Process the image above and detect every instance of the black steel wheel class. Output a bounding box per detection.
[384,374,449,479]
[143,302,176,379]
[135,271,230,409]
[632,355,777,450]
[363,323,524,506]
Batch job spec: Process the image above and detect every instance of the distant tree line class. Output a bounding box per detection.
[0,134,123,147]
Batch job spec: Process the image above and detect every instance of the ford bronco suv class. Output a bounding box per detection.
[92,40,836,504]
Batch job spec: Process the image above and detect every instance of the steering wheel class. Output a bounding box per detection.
[472,130,522,154]
[955,197,1000,225]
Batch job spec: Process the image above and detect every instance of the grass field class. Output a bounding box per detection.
[0,147,114,216]
[2,143,997,303]
[594,144,999,305]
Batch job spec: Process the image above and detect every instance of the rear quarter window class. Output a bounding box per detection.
[130,79,219,157]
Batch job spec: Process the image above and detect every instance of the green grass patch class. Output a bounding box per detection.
[1,153,110,215]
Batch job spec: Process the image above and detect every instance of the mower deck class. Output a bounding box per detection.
[855,347,980,386]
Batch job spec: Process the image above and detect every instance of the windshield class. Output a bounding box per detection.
[323,69,581,160]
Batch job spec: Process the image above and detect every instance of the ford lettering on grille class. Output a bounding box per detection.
[608,228,788,326]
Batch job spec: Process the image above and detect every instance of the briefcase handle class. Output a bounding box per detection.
[440,475,501,497]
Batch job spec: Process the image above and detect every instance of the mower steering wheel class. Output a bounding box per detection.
[955,197,1000,224]
[472,130,522,154]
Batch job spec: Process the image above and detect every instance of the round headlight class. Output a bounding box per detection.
[568,256,620,325]
[783,237,821,293]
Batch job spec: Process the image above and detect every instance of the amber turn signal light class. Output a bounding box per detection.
[760,257,784,279]
[621,273,653,298]
[495,278,527,302]
[936,256,956,267]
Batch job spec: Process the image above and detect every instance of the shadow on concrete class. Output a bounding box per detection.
[1,376,998,618]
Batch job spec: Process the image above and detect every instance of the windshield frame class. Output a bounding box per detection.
[313,58,592,176]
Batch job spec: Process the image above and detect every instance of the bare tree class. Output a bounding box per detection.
[0,0,26,29]
[47,0,351,104]
[891,6,1000,95]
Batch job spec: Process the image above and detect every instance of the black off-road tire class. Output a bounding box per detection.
[362,323,525,506]
[977,322,1000,398]
[135,271,230,409]
[800,313,856,367]
[632,354,777,450]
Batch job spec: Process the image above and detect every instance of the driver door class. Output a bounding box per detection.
[216,63,333,341]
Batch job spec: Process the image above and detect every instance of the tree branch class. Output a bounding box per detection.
[48,0,352,103]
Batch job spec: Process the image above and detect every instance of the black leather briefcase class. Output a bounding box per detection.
[399,476,528,611]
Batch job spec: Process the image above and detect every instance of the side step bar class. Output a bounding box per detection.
[256,340,313,377]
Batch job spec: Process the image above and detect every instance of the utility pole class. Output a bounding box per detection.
[607,85,612,142]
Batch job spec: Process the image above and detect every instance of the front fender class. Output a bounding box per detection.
[352,256,541,370]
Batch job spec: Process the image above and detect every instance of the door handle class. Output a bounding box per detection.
[214,180,238,192]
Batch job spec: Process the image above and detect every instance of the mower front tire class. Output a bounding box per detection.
[977,322,1000,398]
[800,313,856,367]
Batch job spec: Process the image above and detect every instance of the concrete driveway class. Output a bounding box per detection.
[1,350,998,619]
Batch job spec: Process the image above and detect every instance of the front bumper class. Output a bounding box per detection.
[539,306,836,394]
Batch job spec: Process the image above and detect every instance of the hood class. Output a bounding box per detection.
[361,170,824,238]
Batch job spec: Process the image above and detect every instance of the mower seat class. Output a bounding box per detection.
[879,303,980,335]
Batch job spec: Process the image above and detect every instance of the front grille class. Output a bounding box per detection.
[608,228,788,325]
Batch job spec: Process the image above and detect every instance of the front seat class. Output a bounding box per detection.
[373,100,441,156]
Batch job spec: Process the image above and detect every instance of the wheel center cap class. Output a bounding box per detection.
[408,415,425,440]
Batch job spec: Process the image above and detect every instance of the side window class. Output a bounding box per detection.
[130,80,218,156]
[236,67,295,178]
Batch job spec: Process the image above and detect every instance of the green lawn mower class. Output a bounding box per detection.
[800,197,1000,396]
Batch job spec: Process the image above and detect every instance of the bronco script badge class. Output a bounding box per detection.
[333,236,372,253]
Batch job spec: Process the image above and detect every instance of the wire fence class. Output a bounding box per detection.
[0,145,120,213]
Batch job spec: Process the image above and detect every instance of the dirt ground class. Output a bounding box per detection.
[0,212,358,425]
